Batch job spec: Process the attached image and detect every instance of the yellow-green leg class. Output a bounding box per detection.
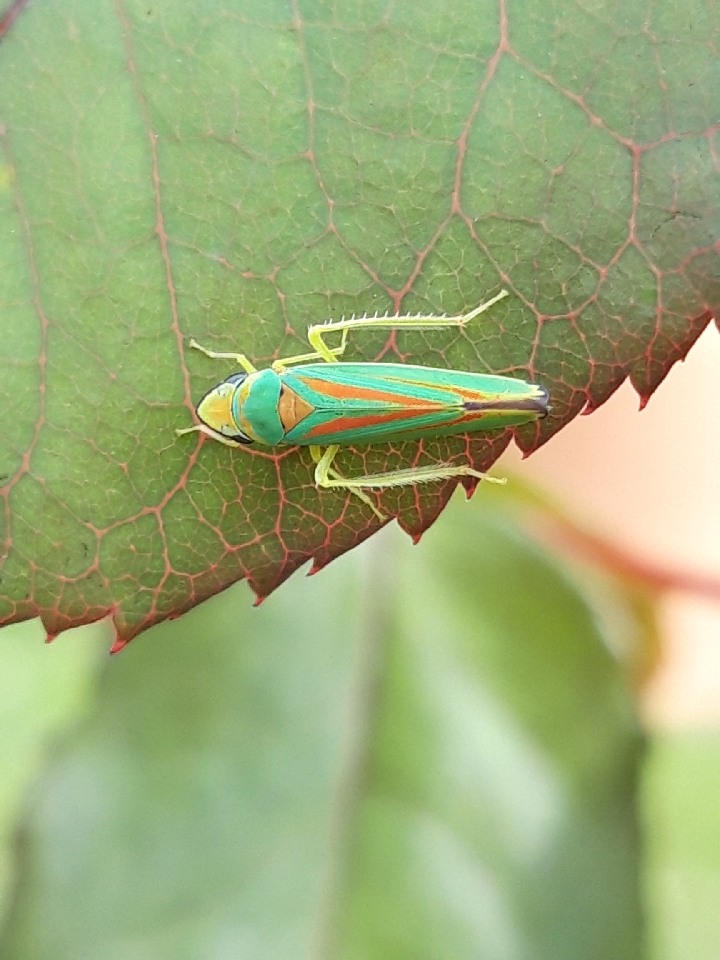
[187,289,507,371]
[309,445,387,521]
[311,445,506,516]
[272,330,348,370]
[187,338,258,374]
[306,289,508,359]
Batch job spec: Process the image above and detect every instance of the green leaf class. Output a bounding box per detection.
[644,734,720,960]
[0,0,718,642]
[0,620,102,931]
[0,494,643,958]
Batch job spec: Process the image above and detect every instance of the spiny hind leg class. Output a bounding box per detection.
[306,289,509,359]
[313,445,507,494]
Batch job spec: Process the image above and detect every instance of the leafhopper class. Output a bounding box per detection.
[176,290,549,520]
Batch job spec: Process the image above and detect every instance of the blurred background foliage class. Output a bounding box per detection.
[1,482,719,959]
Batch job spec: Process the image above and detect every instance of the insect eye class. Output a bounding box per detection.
[222,428,254,445]
[224,372,248,387]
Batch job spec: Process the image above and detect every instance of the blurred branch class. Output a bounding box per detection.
[500,475,720,603]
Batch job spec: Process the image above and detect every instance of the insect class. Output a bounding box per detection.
[176,290,549,520]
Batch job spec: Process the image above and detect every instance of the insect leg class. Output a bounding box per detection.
[310,445,386,521]
[314,448,507,493]
[188,338,257,374]
[271,331,349,371]
[306,290,508,357]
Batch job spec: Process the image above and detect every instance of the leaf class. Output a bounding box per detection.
[0,619,102,930]
[0,0,718,643]
[0,495,644,958]
[644,733,720,960]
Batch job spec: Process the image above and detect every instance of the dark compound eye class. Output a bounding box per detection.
[193,417,255,445]
[224,429,254,445]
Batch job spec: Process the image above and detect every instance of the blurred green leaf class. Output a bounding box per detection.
[0,619,102,930]
[0,493,643,959]
[643,733,720,960]
[1,0,717,642]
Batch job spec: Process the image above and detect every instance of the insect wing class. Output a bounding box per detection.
[280,363,548,446]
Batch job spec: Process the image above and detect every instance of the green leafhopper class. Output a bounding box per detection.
[176,290,549,520]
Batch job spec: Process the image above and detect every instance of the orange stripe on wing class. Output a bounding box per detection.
[301,403,512,442]
[302,408,444,439]
[306,372,516,410]
[297,375,447,408]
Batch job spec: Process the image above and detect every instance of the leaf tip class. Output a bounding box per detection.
[243,576,269,606]
[462,477,480,498]
[110,636,129,655]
